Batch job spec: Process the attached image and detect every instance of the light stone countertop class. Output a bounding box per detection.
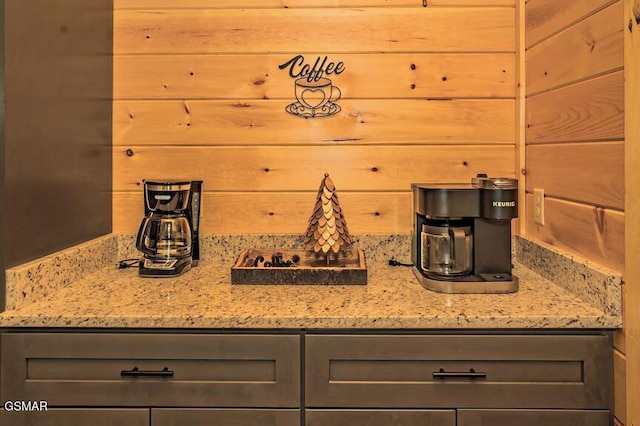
[0,258,620,329]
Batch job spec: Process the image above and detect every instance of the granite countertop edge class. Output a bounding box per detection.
[0,259,622,330]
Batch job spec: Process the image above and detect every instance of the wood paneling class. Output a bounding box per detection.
[115,0,516,8]
[526,1,623,95]
[525,142,624,209]
[525,71,624,143]
[114,146,515,192]
[114,8,515,54]
[113,191,411,234]
[113,2,517,235]
[624,1,640,425]
[526,0,619,48]
[614,349,626,425]
[113,99,516,146]
[515,0,527,234]
[524,195,624,272]
[114,54,516,100]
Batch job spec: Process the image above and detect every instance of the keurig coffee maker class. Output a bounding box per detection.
[411,175,518,293]
[136,180,202,277]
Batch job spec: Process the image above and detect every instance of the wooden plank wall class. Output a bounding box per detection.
[112,0,517,235]
[525,0,626,423]
[623,0,640,424]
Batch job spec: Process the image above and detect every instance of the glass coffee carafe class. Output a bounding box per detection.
[421,220,473,277]
[136,213,192,261]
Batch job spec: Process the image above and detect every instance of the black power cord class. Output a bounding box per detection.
[388,258,413,267]
[118,258,140,269]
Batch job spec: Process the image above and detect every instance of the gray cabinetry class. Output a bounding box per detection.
[457,410,611,425]
[1,333,300,426]
[0,409,148,426]
[306,410,455,426]
[151,409,301,426]
[0,331,614,426]
[1,333,300,408]
[305,334,613,425]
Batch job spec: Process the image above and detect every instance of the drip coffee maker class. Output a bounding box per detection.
[411,175,518,293]
[135,180,202,277]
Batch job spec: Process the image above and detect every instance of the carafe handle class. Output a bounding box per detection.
[449,227,467,270]
[135,215,157,256]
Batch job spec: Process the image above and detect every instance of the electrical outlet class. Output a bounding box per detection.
[533,188,545,225]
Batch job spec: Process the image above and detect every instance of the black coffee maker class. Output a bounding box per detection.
[135,180,202,277]
[411,175,518,293]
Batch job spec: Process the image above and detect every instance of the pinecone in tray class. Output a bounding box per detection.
[304,173,353,257]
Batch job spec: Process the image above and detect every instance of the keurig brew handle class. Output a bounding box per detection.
[449,227,467,269]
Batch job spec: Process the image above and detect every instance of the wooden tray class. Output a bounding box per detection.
[231,249,367,285]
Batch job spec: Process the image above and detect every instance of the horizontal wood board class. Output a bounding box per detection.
[114,8,515,54]
[524,194,624,272]
[114,53,515,100]
[113,191,411,234]
[114,145,516,191]
[525,142,624,209]
[115,0,516,8]
[525,1,624,96]
[525,0,619,48]
[525,71,624,144]
[113,99,516,146]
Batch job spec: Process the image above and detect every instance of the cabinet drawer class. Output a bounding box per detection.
[306,410,455,426]
[0,409,148,426]
[306,334,611,409]
[1,333,300,407]
[457,409,610,426]
[152,409,300,426]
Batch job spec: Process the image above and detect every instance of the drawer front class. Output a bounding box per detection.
[152,409,300,426]
[0,409,148,426]
[306,334,611,409]
[1,333,300,407]
[457,409,611,426]
[306,410,456,426]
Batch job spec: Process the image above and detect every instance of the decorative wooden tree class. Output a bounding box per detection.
[304,173,353,264]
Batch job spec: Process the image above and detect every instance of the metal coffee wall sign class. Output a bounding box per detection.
[279,55,345,119]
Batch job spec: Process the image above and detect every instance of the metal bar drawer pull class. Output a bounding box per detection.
[432,368,487,379]
[120,367,175,378]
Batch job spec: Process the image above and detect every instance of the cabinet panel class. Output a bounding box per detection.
[306,410,455,426]
[457,409,611,426]
[0,408,148,426]
[1,333,300,408]
[306,334,612,409]
[152,409,300,426]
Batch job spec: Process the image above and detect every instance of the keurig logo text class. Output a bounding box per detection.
[492,201,516,208]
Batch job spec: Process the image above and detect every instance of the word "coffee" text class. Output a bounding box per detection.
[279,55,345,82]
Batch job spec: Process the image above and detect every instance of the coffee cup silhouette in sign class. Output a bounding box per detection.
[285,77,342,118]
